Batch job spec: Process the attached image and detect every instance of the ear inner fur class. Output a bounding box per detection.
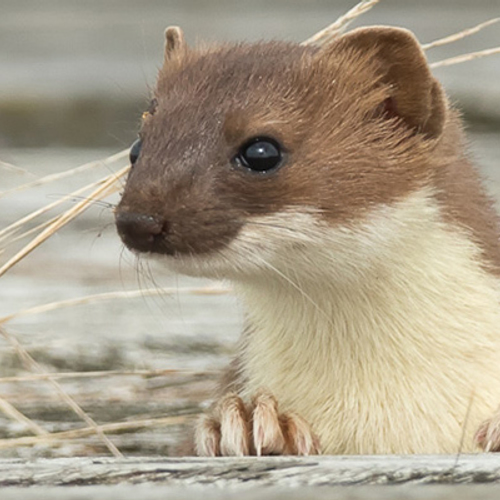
[324,26,447,138]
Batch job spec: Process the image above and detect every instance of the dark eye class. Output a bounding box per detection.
[236,137,283,172]
[129,138,142,166]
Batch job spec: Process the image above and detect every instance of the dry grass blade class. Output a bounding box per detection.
[0,285,231,325]
[0,177,113,243]
[0,326,122,458]
[0,160,35,176]
[454,390,476,466]
[0,395,48,436]
[0,414,195,450]
[0,149,128,199]
[302,0,380,47]
[0,215,59,250]
[430,47,500,68]
[422,18,500,50]
[0,368,213,383]
[0,165,130,279]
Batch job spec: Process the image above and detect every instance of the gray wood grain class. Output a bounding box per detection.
[2,455,500,500]
[1,455,500,487]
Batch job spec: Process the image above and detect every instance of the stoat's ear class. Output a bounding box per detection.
[326,26,447,139]
[164,26,188,64]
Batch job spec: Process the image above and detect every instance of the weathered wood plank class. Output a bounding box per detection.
[0,455,500,488]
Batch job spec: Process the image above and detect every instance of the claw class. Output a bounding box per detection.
[216,393,251,456]
[195,415,221,457]
[195,390,320,457]
[252,392,286,455]
[281,413,321,455]
[475,413,500,453]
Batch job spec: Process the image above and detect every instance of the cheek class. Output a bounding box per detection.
[224,209,326,266]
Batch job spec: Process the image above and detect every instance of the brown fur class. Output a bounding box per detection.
[117,28,500,273]
[432,119,500,276]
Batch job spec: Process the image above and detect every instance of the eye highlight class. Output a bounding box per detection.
[129,138,142,166]
[235,137,283,173]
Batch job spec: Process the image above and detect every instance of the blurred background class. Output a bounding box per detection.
[0,0,499,458]
[1,0,500,149]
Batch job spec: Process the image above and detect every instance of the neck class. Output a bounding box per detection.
[234,188,500,453]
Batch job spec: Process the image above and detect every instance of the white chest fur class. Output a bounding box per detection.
[232,189,500,454]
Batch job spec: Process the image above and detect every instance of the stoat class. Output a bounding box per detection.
[116,25,500,455]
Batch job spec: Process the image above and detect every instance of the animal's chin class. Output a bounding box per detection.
[148,250,238,280]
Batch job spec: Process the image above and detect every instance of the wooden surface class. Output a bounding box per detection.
[2,455,500,499]
[3,454,500,486]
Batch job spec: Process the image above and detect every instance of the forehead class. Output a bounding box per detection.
[142,42,318,154]
[155,42,313,108]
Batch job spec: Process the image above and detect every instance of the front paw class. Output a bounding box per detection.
[475,415,500,452]
[195,390,320,456]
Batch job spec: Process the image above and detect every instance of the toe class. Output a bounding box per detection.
[475,417,500,452]
[486,420,500,452]
[216,393,251,456]
[252,391,286,456]
[280,413,321,455]
[195,415,221,457]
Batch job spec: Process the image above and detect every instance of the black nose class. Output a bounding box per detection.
[115,212,164,253]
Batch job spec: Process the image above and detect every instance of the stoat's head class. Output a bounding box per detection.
[116,25,448,280]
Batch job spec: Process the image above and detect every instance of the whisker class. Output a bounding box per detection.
[135,256,149,288]
[145,260,176,313]
[96,222,116,238]
[118,244,130,290]
[46,194,116,210]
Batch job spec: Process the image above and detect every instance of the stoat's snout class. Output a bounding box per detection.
[115,212,166,254]
[115,147,246,259]
[115,205,243,257]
